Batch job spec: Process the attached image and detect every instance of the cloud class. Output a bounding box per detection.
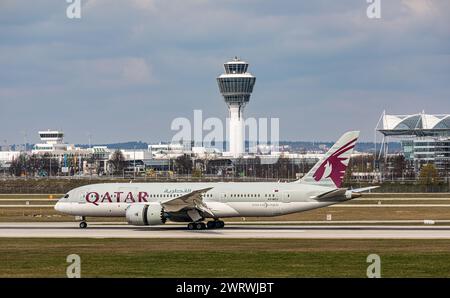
[71,57,157,87]
[130,0,157,11]
[122,58,156,85]
[0,0,449,143]
[401,0,438,17]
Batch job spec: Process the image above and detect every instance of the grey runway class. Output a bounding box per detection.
[1,222,450,239]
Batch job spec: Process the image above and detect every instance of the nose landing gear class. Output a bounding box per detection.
[76,216,87,229]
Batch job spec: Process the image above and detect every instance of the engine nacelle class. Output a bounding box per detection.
[125,203,166,226]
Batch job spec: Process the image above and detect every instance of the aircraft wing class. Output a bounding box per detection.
[160,187,215,216]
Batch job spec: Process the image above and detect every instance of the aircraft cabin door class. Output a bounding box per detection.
[281,191,291,203]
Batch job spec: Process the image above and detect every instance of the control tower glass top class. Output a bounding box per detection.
[224,57,249,74]
[217,57,256,105]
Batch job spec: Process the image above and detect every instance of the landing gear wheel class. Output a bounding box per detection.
[207,220,225,229]
[188,222,206,230]
[79,221,87,229]
[207,221,216,229]
[216,220,225,229]
[195,222,206,230]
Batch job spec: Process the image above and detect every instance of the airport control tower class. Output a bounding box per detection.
[217,57,256,157]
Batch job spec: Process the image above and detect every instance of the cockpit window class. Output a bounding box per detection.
[64,194,69,198]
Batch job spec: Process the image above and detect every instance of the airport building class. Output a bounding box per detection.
[0,151,21,171]
[32,130,91,157]
[377,112,450,177]
[217,57,256,158]
[408,138,450,176]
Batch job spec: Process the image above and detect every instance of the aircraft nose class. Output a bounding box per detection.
[54,201,64,212]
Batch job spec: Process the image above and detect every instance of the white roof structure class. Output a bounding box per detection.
[377,112,450,137]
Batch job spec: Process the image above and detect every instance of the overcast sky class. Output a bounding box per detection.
[1,0,449,144]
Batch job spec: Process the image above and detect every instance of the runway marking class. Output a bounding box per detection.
[1,223,450,239]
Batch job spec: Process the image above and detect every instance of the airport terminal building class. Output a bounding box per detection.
[377,112,450,177]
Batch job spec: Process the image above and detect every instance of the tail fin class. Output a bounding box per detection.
[296,131,359,188]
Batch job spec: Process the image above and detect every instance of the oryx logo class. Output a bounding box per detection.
[312,138,357,188]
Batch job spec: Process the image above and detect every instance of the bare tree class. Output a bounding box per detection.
[419,164,439,185]
[9,153,27,177]
[175,154,193,175]
[109,149,126,175]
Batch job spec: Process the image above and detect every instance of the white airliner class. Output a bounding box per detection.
[55,131,376,230]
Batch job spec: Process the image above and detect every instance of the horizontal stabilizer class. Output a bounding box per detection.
[350,186,379,193]
[313,188,347,200]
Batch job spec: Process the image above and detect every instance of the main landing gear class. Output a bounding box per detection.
[187,220,225,230]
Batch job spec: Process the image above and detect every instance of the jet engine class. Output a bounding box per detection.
[125,203,167,226]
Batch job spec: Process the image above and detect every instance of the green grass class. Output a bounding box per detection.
[1,238,450,277]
